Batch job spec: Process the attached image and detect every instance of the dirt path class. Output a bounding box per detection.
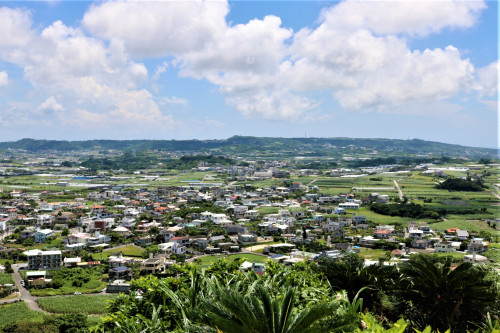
[393,180,404,200]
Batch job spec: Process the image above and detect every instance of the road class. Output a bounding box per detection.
[393,180,404,200]
[0,264,47,312]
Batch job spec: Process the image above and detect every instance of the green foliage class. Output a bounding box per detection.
[194,285,337,333]
[38,295,117,314]
[0,302,44,330]
[436,177,487,192]
[1,137,496,158]
[398,254,499,332]
[29,266,105,296]
[356,313,408,333]
[0,272,15,284]
[2,261,13,274]
[370,203,439,219]
[93,253,499,333]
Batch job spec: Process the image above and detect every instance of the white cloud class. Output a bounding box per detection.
[0,7,33,48]
[225,89,317,120]
[320,0,486,36]
[153,61,169,80]
[82,0,229,57]
[475,61,499,97]
[287,11,477,109]
[37,96,64,113]
[0,1,493,130]
[0,71,8,86]
[158,96,188,106]
[0,9,175,133]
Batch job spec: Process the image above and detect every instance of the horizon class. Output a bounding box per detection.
[1,135,498,150]
[0,1,498,148]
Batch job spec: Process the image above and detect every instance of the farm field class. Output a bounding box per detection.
[0,302,44,330]
[37,294,118,314]
[357,248,389,260]
[0,272,14,284]
[28,267,107,296]
[196,253,268,267]
[92,244,144,261]
[429,218,500,235]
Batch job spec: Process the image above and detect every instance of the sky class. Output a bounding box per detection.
[0,0,498,148]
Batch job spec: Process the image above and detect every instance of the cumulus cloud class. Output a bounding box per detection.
[0,0,493,130]
[476,61,499,97]
[37,96,64,113]
[0,71,7,86]
[0,7,176,133]
[287,3,478,109]
[82,0,229,57]
[0,7,33,48]
[319,0,486,36]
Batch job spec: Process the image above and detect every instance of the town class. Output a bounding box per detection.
[0,141,498,331]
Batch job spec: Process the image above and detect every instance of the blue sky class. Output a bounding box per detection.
[0,0,497,148]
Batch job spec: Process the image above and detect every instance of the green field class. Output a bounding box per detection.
[429,218,500,235]
[29,267,107,296]
[0,273,14,284]
[196,253,268,267]
[37,294,118,314]
[92,244,145,261]
[357,248,389,260]
[0,302,44,329]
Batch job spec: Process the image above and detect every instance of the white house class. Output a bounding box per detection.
[35,229,54,243]
[37,214,54,226]
[434,241,456,253]
[338,203,360,210]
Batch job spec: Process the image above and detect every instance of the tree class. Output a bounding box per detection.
[4,260,13,273]
[398,254,499,332]
[194,285,337,333]
[317,253,398,316]
[61,228,69,237]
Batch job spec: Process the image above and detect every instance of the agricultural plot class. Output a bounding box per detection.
[196,253,268,267]
[313,175,399,197]
[357,248,389,260]
[29,266,107,296]
[348,207,419,226]
[0,302,44,330]
[429,218,500,235]
[37,294,118,314]
[0,273,14,284]
[92,244,144,261]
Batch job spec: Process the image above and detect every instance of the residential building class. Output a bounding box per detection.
[108,266,132,281]
[24,249,62,270]
[35,229,54,243]
[434,241,456,253]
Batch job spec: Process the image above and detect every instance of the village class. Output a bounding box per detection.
[0,152,498,306]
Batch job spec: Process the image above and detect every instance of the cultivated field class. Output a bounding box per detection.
[37,294,118,314]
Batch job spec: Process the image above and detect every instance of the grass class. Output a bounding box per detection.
[37,294,118,314]
[0,272,14,284]
[0,292,19,301]
[196,253,268,267]
[429,219,500,235]
[29,267,107,296]
[92,244,144,261]
[357,248,389,260]
[483,248,500,265]
[0,302,44,329]
[429,252,465,264]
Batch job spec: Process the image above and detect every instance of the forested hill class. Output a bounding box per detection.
[0,136,497,158]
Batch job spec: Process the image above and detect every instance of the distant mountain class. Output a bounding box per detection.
[0,136,497,158]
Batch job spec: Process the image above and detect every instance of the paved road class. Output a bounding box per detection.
[393,180,404,200]
[2,264,47,312]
